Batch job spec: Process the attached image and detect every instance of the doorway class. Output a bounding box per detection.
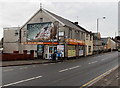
[37,45,44,59]
[44,45,57,59]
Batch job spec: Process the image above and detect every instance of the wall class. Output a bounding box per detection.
[3,43,18,53]
[3,28,20,53]
[85,33,93,55]
[107,38,116,50]
[2,53,34,61]
[19,9,64,54]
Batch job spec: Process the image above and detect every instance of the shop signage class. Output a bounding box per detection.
[23,42,58,45]
[65,39,85,45]
[68,45,76,57]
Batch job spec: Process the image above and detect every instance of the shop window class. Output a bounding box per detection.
[49,47,53,53]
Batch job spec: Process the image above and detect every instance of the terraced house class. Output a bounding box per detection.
[3,8,93,60]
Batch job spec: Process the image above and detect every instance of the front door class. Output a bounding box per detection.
[44,45,57,59]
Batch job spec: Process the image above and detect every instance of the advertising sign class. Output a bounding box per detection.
[27,21,59,42]
[68,45,76,57]
[57,45,64,57]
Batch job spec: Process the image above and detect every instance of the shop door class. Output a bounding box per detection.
[37,45,44,59]
[46,46,57,59]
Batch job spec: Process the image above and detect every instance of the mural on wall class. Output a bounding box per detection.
[27,21,59,41]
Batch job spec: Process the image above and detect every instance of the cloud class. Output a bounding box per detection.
[0,1,118,39]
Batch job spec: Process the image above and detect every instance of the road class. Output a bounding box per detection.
[2,51,120,87]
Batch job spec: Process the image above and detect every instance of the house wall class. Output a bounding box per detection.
[3,28,20,53]
[20,9,64,54]
[107,38,116,50]
[84,33,93,55]
[3,43,18,53]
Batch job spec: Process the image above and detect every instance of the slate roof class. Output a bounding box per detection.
[45,9,84,32]
[101,38,108,44]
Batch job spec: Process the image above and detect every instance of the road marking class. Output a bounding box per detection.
[20,67,27,69]
[101,58,109,61]
[3,69,13,72]
[88,61,98,64]
[101,59,105,61]
[50,63,55,64]
[43,64,48,65]
[92,61,98,63]
[2,76,42,87]
[59,65,80,72]
[69,66,80,70]
[80,65,118,88]
[33,65,36,67]
[88,62,91,64]
[59,69,68,72]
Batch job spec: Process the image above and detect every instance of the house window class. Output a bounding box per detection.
[68,29,72,38]
[40,18,43,22]
[15,30,18,36]
[86,34,89,40]
[59,31,64,36]
[90,35,92,41]
[23,30,26,37]
[88,46,91,53]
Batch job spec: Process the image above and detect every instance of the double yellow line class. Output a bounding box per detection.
[80,65,118,88]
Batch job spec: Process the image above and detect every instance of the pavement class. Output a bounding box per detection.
[1,51,115,67]
[91,66,120,87]
[1,59,62,67]
[2,51,119,87]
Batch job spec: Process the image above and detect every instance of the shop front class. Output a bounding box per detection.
[65,38,85,58]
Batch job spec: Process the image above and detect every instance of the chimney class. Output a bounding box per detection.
[74,22,78,25]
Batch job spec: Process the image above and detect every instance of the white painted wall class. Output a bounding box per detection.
[3,27,20,53]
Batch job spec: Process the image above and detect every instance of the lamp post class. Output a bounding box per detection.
[97,17,106,33]
[96,16,106,53]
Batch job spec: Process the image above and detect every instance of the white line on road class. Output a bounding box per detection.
[59,65,80,72]
[50,63,55,64]
[101,59,105,61]
[88,61,98,64]
[101,58,109,61]
[2,76,42,87]
[59,69,69,72]
[43,64,48,65]
[20,67,28,69]
[69,66,80,70]
[33,65,36,67]
[3,69,13,72]
[92,61,98,63]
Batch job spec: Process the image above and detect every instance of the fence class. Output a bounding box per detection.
[1,50,34,61]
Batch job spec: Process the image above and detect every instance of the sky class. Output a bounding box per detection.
[0,0,119,40]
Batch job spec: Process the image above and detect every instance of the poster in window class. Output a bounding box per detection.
[57,45,64,57]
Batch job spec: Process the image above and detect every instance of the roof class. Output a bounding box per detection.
[45,9,84,32]
[101,38,108,44]
[4,27,20,30]
[72,22,92,34]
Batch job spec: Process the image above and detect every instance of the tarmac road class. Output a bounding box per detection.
[2,51,120,87]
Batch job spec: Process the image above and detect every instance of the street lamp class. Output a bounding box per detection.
[97,16,106,33]
[96,16,106,53]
